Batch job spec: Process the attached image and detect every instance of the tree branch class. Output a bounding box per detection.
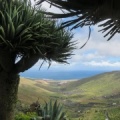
[14,54,40,74]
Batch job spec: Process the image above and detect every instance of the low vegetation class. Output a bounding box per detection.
[15,100,67,120]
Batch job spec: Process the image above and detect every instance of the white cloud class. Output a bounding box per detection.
[72,25,120,56]
[41,2,62,13]
[84,61,120,67]
[71,52,105,63]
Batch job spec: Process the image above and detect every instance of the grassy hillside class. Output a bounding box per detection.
[18,71,120,119]
[18,78,56,104]
[60,71,120,102]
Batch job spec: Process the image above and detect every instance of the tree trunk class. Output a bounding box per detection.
[0,70,20,120]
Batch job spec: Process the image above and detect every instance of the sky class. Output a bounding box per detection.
[29,0,120,72]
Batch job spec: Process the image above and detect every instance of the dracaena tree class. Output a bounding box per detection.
[0,0,74,119]
[38,0,120,40]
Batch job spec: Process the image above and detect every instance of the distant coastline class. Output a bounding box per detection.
[20,70,112,80]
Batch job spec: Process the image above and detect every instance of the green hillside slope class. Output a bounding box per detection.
[18,78,56,104]
[60,71,120,102]
[18,71,120,119]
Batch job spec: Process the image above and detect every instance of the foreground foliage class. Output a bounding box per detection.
[15,100,68,120]
[15,99,120,120]
[15,112,37,120]
[40,100,67,120]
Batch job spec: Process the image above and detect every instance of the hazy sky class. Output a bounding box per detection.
[29,0,120,71]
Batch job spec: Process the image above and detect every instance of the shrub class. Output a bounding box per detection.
[15,112,37,120]
[42,100,67,120]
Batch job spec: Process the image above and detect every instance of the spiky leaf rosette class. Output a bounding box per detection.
[0,0,74,73]
[39,100,67,120]
[38,0,120,40]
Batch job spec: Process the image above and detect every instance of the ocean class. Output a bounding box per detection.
[20,70,108,80]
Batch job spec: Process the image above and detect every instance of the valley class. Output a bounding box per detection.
[18,71,120,119]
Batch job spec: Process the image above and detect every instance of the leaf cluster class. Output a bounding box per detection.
[0,0,74,65]
[36,100,68,120]
[38,0,120,40]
